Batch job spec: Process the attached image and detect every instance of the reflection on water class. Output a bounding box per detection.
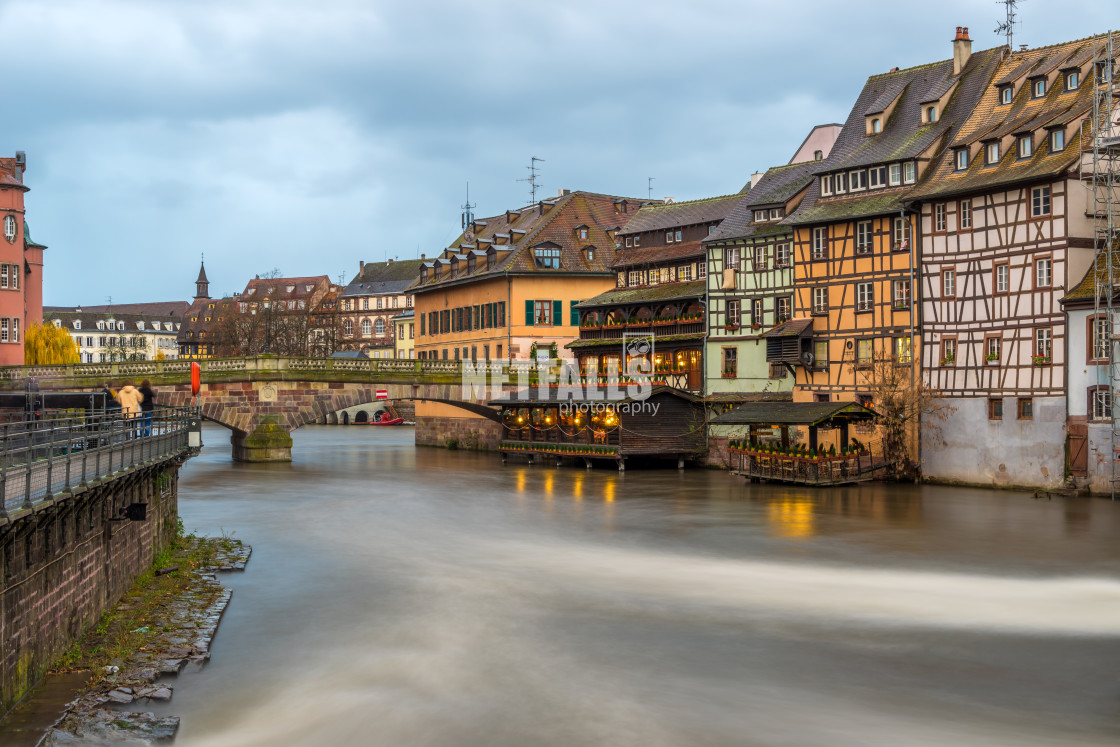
[162,425,1120,747]
[766,496,815,538]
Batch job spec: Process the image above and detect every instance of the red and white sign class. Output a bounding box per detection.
[376,389,388,400]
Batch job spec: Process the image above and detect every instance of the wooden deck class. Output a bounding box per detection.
[728,448,891,486]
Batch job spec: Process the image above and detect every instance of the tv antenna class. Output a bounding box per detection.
[517,157,544,204]
[460,182,476,230]
[995,0,1023,58]
[648,177,655,199]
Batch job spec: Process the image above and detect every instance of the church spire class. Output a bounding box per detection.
[194,257,210,300]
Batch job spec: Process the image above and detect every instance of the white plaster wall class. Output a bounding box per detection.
[922,396,1066,489]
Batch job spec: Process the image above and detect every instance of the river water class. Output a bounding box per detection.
[160,424,1120,746]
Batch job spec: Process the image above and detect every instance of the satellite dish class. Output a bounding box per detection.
[801,351,815,367]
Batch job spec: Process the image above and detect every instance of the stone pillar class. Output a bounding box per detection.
[231,416,293,462]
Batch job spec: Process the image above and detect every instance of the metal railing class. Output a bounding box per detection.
[0,406,199,519]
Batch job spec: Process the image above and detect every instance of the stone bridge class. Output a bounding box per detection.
[0,357,512,461]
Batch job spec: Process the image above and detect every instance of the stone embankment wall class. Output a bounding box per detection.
[415,417,502,450]
[0,466,180,716]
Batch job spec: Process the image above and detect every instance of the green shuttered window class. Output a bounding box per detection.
[525,299,535,326]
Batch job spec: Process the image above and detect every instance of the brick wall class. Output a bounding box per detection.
[0,465,180,715]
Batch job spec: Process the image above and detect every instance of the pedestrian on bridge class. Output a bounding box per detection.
[115,380,144,437]
[139,379,155,437]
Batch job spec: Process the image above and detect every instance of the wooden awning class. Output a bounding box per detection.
[710,400,877,427]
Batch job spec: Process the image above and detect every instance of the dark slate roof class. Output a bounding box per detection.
[788,45,1004,225]
[705,162,818,243]
[908,35,1109,202]
[43,309,183,332]
[703,392,793,404]
[576,280,706,308]
[760,318,814,338]
[409,191,649,292]
[196,262,209,284]
[330,350,369,359]
[71,301,189,318]
[710,401,877,426]
[1061,244,1120,306]
[342,259,425,297]
[567,332,704,350]
[610,240,706,268]
[391,309,415,320]
[616,194,741,236]
[489,385,700,405]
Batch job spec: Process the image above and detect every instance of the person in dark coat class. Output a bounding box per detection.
[138,379,156,437]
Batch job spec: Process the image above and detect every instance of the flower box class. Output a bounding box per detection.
[1032,355,1051,367]
[724,324,740,332]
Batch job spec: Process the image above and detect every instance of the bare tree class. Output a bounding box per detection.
[849,353,954,479]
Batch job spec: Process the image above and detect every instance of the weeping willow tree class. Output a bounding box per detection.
[25,322,80,365]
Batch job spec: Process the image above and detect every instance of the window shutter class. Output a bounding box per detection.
[570,300,580,326]
[420,313,425,336]
[525,300,535,326]
[553,300,562,325]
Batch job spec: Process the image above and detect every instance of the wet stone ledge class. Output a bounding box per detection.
[41,538,251,745]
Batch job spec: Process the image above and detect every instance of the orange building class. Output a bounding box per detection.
[409,189,648,447]
[0,152,45,365]
[781,30,1001,407]
[411,190,648,362]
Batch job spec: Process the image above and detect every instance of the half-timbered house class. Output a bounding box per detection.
[777,29,1001,466]
[703,161,820,398]
[910,35,1106,489]
[568,195,738,392]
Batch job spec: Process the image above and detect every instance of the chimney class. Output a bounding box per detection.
[558,188,571,196]
[359,260,365,273]
[14,151,25,182]
[421,253,426,260]
[953,26,972,75]
[387,258,394,264]
[750,172,765,189]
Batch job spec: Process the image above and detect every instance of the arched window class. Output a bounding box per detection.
[375,318,385,335]
[361,319,372,336]
[344,320,354,336]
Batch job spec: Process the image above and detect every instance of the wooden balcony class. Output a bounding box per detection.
[578,319,705,340]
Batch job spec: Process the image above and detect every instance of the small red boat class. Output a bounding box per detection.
[370,406,405,426]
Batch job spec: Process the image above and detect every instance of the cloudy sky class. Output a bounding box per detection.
[3,0,1105,305]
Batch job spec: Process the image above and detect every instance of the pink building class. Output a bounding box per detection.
[0,152,44,365]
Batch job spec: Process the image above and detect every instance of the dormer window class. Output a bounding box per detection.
[869,166,886,188]
[51,319,60,328]
[769,209,781,220]
[576,226,589,241]
[849,170,867,192]
[889,164,901,186]
[117,322,125,330]
[834,172,848,194]
[999,85,1013,105]
[247,288,255,295]
[1065,71,1080,91]
[624,237,632,247]
[467,255,476,273]
[450,258,459,276]
[286,285,295,293]
[633,236,640,247]
[73,320,81,330]
[1096,60,1113,83]
[486,252,495,271]
[986,141,1001,165]
[586,248,594,262]
[97,321,105,330]
[1051,128,1066,152]
[137,322,145,330]
[1018,134,1033,159]
[534,247,561,269]
[1032,78,1046,98]
[305,284,313,292]
[903,162,916,184]
[666,231,675,242]
[871,118,881,133]
[821,175,833,196]
[926,106,938,123]
[814,150,823,160]
[954,148,969,171]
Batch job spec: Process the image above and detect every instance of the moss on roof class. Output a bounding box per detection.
[576,280,706,308]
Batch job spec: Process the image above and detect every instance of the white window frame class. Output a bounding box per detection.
[2,215,15,242]
[1032,186,1051,217]
[849,170,867,192]
[811,228,827,260]
[812,287,828,314]
[935,203,946,232]
[1033,78,1046,98]
[986,142,1000,165]
[775,243,790,268]
[955,149,969,171]
[902,162,916,184]
[1036,327,1053,359]
[1001,86,1013,105]
[1051,129,1066,152]
[893,279,911,308]
[856,221,872,253]
[889,164,901,186]
[1066,71,1079,91]
[821,175,833,196]
[960,200,972,229]
[869,167,883,189]
[995,263,1009,293]
[628,270,643,286]
[1093,388,1112,421]
[1036,257,1052,287]
[943,268,956,298]
[856,281,873,311]
[1019,135,1033,158]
